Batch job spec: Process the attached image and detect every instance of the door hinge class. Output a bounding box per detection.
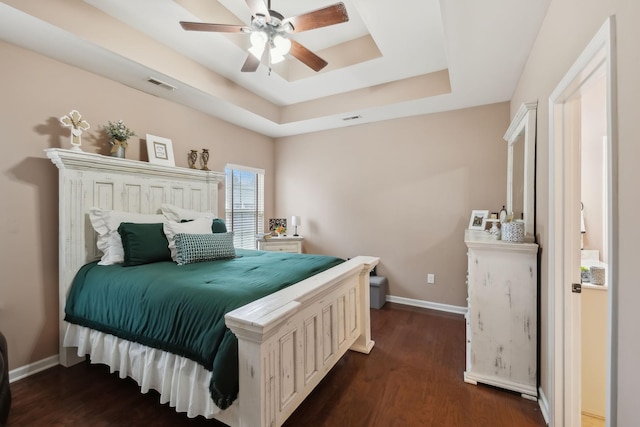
[572,283,582,293]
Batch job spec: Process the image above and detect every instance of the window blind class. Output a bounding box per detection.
[225,164,264,249]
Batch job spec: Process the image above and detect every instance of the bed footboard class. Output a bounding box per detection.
[226,256,378,427]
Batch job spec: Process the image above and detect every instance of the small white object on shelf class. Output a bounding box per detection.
[590,266,606,285]
[59,110,90,152]
[486,219,500,239]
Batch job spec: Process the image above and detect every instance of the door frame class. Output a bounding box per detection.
[548,16,618,427]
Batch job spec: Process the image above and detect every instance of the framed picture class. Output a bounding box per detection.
[146,134,175,167]
[268,218,287,235]
[468,210,489,230]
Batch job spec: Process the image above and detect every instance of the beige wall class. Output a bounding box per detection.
[0,41,274,370]
[275,103,509,307]
[511,0,640,423]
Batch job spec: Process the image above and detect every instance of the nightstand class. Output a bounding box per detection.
[256,236,304,253]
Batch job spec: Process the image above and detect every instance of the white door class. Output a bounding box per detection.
[548,17,617,427]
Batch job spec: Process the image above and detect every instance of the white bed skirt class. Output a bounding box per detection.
[63,324,239,423]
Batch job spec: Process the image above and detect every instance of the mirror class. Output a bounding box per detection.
[503,102,537,241]
[511,133,525,221]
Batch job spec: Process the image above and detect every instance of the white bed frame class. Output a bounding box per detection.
[46,148,377,427]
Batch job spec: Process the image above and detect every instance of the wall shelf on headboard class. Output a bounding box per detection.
[46,148,224,183]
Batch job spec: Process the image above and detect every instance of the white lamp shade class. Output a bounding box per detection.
[272,35,291,55]
[250,31,268,47]
[291,216,300,226]
[248,44,265,59]
[270,51,285,64]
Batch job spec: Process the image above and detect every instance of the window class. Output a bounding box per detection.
[225,164,264,249]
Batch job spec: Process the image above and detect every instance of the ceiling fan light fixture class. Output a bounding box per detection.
[272,35,291,55]
[282,22,294,33]
[270,51,286,64]
[250,31,268,47]
[248,44,265,59]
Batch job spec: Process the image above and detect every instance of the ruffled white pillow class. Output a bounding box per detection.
[89,208,164,265]
[161,203,216,222]
[163,217,214,261]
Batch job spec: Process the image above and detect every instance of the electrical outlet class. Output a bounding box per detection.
[427,273,435,284]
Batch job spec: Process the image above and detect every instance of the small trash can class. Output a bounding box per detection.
[369,276,388,309]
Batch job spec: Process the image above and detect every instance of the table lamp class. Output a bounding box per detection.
[291,216,301,236]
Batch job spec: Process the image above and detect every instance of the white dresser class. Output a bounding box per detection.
[464,230,538,399]
[256,236,303,253]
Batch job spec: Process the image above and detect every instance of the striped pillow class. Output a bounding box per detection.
[174,232,236,265]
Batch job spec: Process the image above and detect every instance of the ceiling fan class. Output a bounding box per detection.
[180,0,349,73]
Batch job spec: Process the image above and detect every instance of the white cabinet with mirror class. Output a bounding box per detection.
[463,102,539,399]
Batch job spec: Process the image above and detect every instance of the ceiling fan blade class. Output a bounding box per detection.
[245,0,271,23]
[241,52,261,72]
[283,2,349,33]
[180,21,250,33]
[289,39,328,72]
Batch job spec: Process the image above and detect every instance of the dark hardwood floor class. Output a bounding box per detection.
[6,303,546,426]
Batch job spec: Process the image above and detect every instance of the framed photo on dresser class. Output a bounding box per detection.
[468,210,489,230]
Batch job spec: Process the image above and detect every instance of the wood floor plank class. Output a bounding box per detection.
[6,303,546,426]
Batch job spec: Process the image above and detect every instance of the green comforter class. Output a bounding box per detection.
[65,249,344,409]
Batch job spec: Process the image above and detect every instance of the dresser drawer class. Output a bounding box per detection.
[256,238,303,254]
[262,242,299,252]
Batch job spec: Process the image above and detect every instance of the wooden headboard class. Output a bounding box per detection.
[46,148,224,365]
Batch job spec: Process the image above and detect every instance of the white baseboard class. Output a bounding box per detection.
[538,386,550,425]
[386,295,467,315]
[9,354,59,383]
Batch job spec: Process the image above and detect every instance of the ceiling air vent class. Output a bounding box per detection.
[342,115,362,121]
[147,77,176,91]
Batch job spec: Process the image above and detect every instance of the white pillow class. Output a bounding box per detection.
[161,203,216,222]
[163,217,214,261]
[89,208,164,265]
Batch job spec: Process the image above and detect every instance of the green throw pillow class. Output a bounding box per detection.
[180,218,228,234]
[118,222,171,266]
[211,218,227,233]
[174,232,236,265]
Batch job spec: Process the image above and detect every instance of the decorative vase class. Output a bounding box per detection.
[488,220,500,238]
[501,220,525,242]
[590,266,606,285]
[200,148,210,171]
[110,141,126,158]
[188,150,198,169]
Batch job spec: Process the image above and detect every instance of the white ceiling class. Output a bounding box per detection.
[0,0,551,137]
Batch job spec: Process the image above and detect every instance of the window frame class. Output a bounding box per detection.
[225,164,265,249]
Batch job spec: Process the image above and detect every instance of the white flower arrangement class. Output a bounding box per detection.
[104,120,136,149]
